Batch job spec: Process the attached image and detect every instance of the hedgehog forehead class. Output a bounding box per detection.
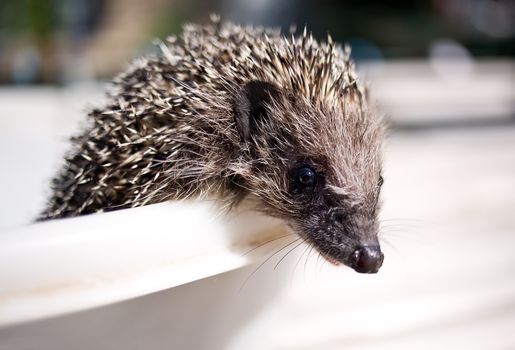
[282,96,380,150]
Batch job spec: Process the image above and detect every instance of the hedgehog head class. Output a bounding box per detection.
[231,78,385,273]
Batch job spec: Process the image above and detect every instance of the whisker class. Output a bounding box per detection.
[380,223,420,229]
[274,239,306,270]
[318,252,326,278]
[242,234,293,256]
[380,218,426,223]
[304,245,315,280]
[379,229,412,236]
[379,235,401,257]
[239,237,300,292]
[293,244,311,281]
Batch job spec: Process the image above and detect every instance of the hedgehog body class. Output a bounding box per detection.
[41,18,386,273]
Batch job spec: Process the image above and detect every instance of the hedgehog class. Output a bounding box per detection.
[40,16,386,274]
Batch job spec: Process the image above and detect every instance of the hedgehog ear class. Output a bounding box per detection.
[235,80,280,143]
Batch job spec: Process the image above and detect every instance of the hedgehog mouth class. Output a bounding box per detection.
[290,223,383,273]
[318,250,342,266]
[290,228,349,267]
[303,234,383,273]
[301,235,351,268]
[316,245,351,267]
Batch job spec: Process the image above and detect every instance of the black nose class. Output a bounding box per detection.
[351,246,384,274]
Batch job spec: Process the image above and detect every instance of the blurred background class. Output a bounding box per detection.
[0,0,514,83]
[0,1,514,349]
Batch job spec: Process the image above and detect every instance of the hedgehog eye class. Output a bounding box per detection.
[296,167,316,187]
[378,175,384,187]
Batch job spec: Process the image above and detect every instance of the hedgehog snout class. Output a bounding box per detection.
[350,245,384,274]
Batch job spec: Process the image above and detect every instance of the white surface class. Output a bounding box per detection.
[0,202,287,327]
[0,265,291,350]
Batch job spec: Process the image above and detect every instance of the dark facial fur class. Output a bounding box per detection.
[40,17,386,273]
